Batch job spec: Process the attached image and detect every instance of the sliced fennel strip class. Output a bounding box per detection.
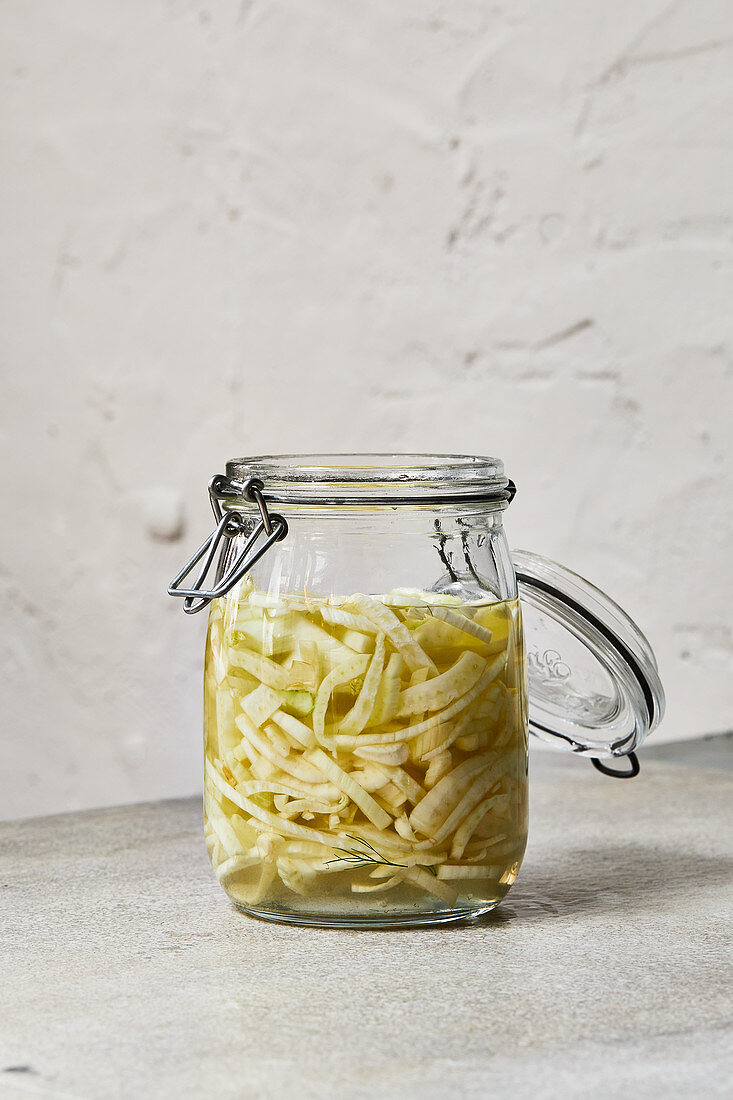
[206,760,341,847]
[338,634,386,735]
[409,754,496,837]
[348,594,437,674]
[428,605,493,643]
[312,653,371,743]
[306,748,392,830]
[396,652,487,717]
[334,652,507,749]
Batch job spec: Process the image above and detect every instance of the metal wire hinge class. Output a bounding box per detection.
[167,476,288,614]
[591,752,640,779]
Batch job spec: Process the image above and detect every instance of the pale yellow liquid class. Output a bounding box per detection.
[203,588,528,927]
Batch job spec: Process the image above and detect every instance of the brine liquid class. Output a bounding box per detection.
[203,584,528,926]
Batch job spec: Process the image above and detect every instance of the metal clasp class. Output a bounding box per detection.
[591,752,640,779]
[167,476,288,614]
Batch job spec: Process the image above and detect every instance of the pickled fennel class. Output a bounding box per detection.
[204,583,527,915]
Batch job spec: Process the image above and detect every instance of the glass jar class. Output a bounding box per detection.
[169,455,664,928]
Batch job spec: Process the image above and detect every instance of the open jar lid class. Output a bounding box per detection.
[513,550,665,768]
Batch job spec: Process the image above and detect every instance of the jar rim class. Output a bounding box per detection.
[224,453,512,505]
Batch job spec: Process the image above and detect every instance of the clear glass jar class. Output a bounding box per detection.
[170,455,664,928]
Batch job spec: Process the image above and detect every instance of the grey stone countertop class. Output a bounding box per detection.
[2,738,732,1100]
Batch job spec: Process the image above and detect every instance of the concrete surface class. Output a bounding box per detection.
[1,1,733,820]
[643,728,733,770]
[2,742,732,1099]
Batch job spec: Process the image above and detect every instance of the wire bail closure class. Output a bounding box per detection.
[167,476,288,614]
[591,752,640,779]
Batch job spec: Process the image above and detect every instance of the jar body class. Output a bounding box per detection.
[203,503,528,927]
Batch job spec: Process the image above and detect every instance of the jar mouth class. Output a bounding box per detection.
[224,453,512,505]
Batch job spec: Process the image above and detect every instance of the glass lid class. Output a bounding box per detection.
[512,551,665,762]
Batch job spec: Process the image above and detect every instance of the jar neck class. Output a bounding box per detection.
[222,502,515,605]
[222,454,513,509]
[222,499,509,523]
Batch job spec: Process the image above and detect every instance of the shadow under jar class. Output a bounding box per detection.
[169,455,663,929]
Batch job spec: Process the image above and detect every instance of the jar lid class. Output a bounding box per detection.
[513,550,665,761]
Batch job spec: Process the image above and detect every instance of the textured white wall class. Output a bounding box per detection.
[1,0,732,819]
